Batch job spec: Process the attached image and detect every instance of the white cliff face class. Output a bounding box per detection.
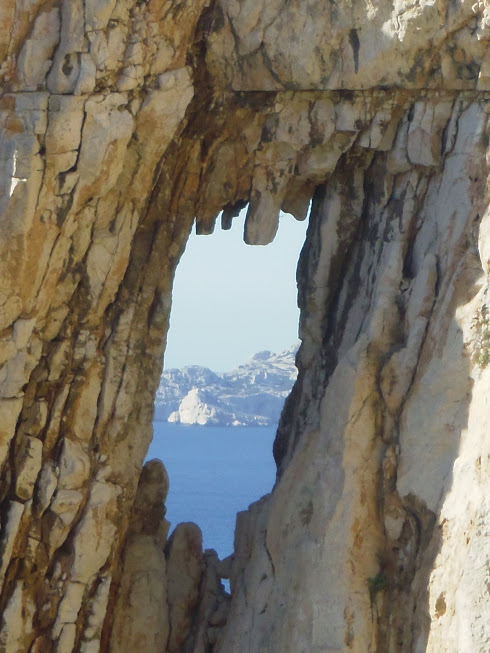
[169,388,219,426]
[158,345,298,426]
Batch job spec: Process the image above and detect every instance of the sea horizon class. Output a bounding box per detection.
[147,422,277,559]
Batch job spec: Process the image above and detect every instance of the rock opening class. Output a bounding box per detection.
[0,1,489,651]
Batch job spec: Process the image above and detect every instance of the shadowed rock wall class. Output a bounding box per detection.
[0,1,489,651]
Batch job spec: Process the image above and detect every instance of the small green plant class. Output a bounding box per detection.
[367,572,388,607]
[471,302,490,369]
[476,349,490,368]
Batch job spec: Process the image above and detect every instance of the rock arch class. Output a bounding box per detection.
[0,1,489,651]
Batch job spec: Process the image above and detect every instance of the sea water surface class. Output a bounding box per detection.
[147,423,277,558]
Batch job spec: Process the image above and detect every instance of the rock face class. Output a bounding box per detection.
[156,345,298,426]
[0,1,489,652]
[110,460,170,653]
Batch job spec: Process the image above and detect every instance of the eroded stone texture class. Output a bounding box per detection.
[208,0,490,92]
[221,96,490,653]
[110,460,170,653]
[166,523,204,653]
[0,0,489,651]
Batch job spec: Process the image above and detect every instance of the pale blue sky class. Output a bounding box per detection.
[164,211,308,372]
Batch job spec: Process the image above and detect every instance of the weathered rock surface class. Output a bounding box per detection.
[0,0,489,651]
[110,460,170,653]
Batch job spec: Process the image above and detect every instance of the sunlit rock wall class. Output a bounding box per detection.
[0,0,488,651]
[222,96,490,653]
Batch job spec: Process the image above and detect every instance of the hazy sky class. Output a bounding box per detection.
[164,211,308,372]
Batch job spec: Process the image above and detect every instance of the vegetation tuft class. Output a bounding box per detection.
[367,572,389,607]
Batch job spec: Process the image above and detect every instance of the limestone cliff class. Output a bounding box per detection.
[156,345,298,426]
[0,1,489,652]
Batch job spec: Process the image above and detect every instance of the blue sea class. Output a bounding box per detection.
[147,423,277,558]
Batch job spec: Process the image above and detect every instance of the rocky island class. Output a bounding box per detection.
[155,346,297,426]
[0,1,489,652]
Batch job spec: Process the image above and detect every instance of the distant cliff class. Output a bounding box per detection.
[155,346,298,426]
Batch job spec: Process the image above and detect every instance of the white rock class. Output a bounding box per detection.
[169,388,217,426]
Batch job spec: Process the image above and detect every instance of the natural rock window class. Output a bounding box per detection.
[1,1,489,651]
[147,210,307,559]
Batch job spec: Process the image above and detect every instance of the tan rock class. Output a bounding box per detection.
[0,1,488,650]
[110,536,169,653]
[111,460,170,652]
[0,581,35,652]
[47,489,84,552]
[81,574,111,646]
[166,523,204,653]
[34,462,58,517]
[71,480,120,583]
[58,438,91,490]
[0,398,23,467]
[16,8,60,90]
[0,501,25,588]
[15,435,43,500]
